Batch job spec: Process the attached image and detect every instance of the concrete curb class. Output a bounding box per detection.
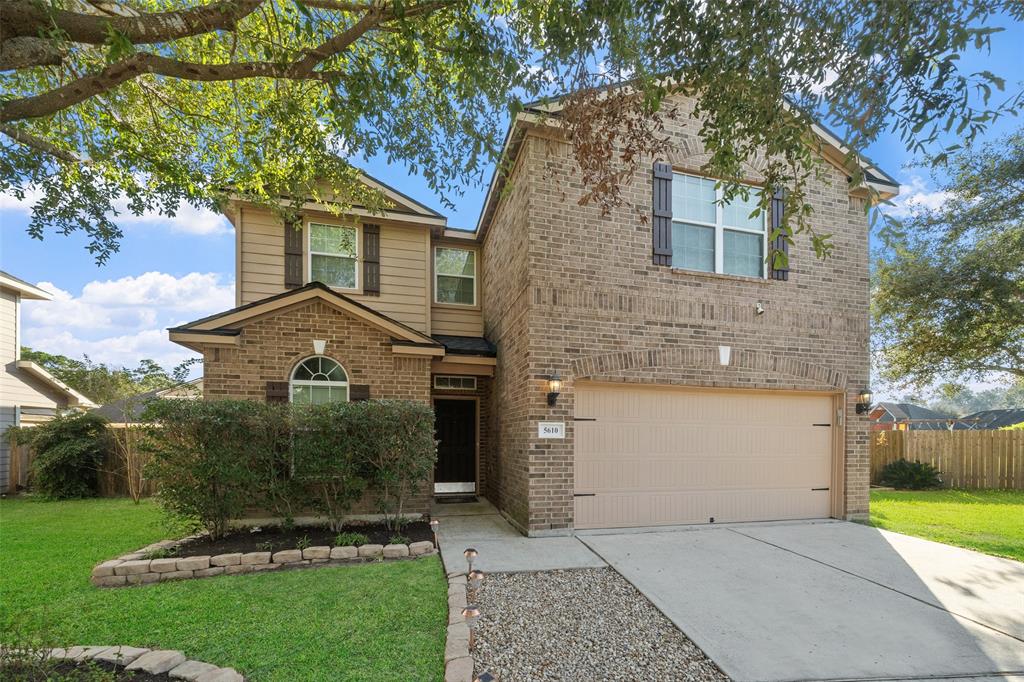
[42,645,244,681]
[444,573,473,682]
[92,539,436,587]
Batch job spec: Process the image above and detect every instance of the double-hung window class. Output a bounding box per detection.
[309,222,358,289]
[434,247,476,306]
[671,174,766,278]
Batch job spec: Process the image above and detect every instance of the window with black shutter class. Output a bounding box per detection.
[652,162,673,267]
[363,224,380,296]
[284,220,304,289]
[769,188,790,281]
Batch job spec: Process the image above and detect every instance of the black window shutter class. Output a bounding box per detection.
[284,220,304,289]
[349,384,370,401]
[769,188,790,281]
[266,381,290,403]
[652,162,673,267]
[363,224,380,296]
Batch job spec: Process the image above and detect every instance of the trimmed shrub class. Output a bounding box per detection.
[292,402,369,532]
[879,458,943,489]
[143,399,288,539]
[19,412,110,499]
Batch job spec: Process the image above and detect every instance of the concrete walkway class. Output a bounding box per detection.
[580,520,1024,682]
[432,498,604,575]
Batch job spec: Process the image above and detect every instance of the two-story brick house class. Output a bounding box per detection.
[169,91,899,534]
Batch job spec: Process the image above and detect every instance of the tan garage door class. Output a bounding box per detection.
[574,384,835,529]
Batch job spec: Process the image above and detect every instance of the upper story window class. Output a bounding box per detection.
[434,246,476,306]
[290,356,349,404]
[672,174,766,278]
[310,222,358,290]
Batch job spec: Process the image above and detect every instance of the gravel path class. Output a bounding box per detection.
[470,568,728,681]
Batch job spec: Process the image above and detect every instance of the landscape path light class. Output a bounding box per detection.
[468,568,485,600]
[429,518,439,548]
[461,605,481,648]
[463,547,478,572]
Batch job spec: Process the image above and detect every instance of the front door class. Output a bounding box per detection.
[434,399,477,494]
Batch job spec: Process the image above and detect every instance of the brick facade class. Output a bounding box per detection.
[202,299,435,514]
[482,93,872,534]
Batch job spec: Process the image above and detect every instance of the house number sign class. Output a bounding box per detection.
[538,421,565,439]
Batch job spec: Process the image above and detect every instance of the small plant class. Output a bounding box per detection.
[879,459,942,489]
[389,533,410,545]
[256,540,275,553]
[295,534,311,551]
[333,531,369,546]
[142,546,178,560]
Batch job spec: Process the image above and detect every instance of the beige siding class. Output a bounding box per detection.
[0,290,66,410]
[238,206,286,305]
[574,384,834,529]
[236,206,432,333]
[431,305,484,336]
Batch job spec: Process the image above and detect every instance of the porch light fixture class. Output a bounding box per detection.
[546,371,562,407]
[856,389,873,415]
[312,339,326,354]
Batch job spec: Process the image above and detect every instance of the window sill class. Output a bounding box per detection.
[668,268,772,285]
[432,301,481,312]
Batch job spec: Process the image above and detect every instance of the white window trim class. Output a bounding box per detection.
[289,355,350,403]
[672,173,768,279]
[433,245,477,306]
[307,220,360,291]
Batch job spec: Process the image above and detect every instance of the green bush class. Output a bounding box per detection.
[143,398,436,537]
[292,402,369,532]
[143,399,285,539]
[334,531,369,546]
[17,412,110,499]
[879,459,943,489]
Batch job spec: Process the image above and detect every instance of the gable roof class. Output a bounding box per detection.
[872,402,954,422]
[961,408,1024,430]
[15,361,97,408]
[168,282,442,352]
[475,87,900,236]
[92,379,202,424]
[0,271,52,300]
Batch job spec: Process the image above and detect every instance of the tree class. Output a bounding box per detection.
[2,0,1020,263]
[20,347,197,404]
[873,129,1024,389]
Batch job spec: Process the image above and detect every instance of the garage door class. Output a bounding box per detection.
[574,384,835,529]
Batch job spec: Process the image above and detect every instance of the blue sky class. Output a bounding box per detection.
[1,18,1022,392]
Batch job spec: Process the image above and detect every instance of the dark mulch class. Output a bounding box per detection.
[175,520,434,556]
[2,658,168,681]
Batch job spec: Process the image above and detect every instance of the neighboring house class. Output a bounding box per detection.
[91,378,203,427]
[869,402,956,431]
[1,271,96,492]
[960,408,1024,430]
[169,91,899,534]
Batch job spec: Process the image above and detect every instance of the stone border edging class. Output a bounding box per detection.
[41,645,243,681]
[444,572,473,682]
[92,538,436,587]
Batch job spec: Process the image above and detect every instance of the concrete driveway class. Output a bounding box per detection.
[580,521,1024,682]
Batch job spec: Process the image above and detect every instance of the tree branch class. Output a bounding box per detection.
[0,0,265,45]
[0,123,82,163]
[0,36,65,70]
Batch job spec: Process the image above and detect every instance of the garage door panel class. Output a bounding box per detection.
[574,385,834,529]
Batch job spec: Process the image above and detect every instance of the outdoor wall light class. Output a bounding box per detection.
[546,371,562,406]
[856,389,873,415]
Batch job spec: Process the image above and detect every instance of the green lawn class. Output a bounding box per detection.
[0,497,447,681]
[869,489,1024,562]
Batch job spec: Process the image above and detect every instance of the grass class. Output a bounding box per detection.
[0,497,447,681]
[869,489,1024,562]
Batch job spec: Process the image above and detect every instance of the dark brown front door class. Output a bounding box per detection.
[434,399,477,494]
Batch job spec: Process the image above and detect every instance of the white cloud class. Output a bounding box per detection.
[21,271,234,373]
[884,175,952,219]
[0,189,231,237]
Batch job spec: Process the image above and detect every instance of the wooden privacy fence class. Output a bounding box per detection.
[6,443,157,498]
[870,429,1024,489]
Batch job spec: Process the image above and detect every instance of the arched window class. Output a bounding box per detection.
[290,356,349,404]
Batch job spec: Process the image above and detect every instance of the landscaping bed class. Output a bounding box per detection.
[177,520,433,556]
[3,659,165,681]
[470,568,728,681]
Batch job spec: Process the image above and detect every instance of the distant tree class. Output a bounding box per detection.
[20,348,198,405]
[873,129,1024,390]
[926,381,1024,417]
[1,0,1020,263]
